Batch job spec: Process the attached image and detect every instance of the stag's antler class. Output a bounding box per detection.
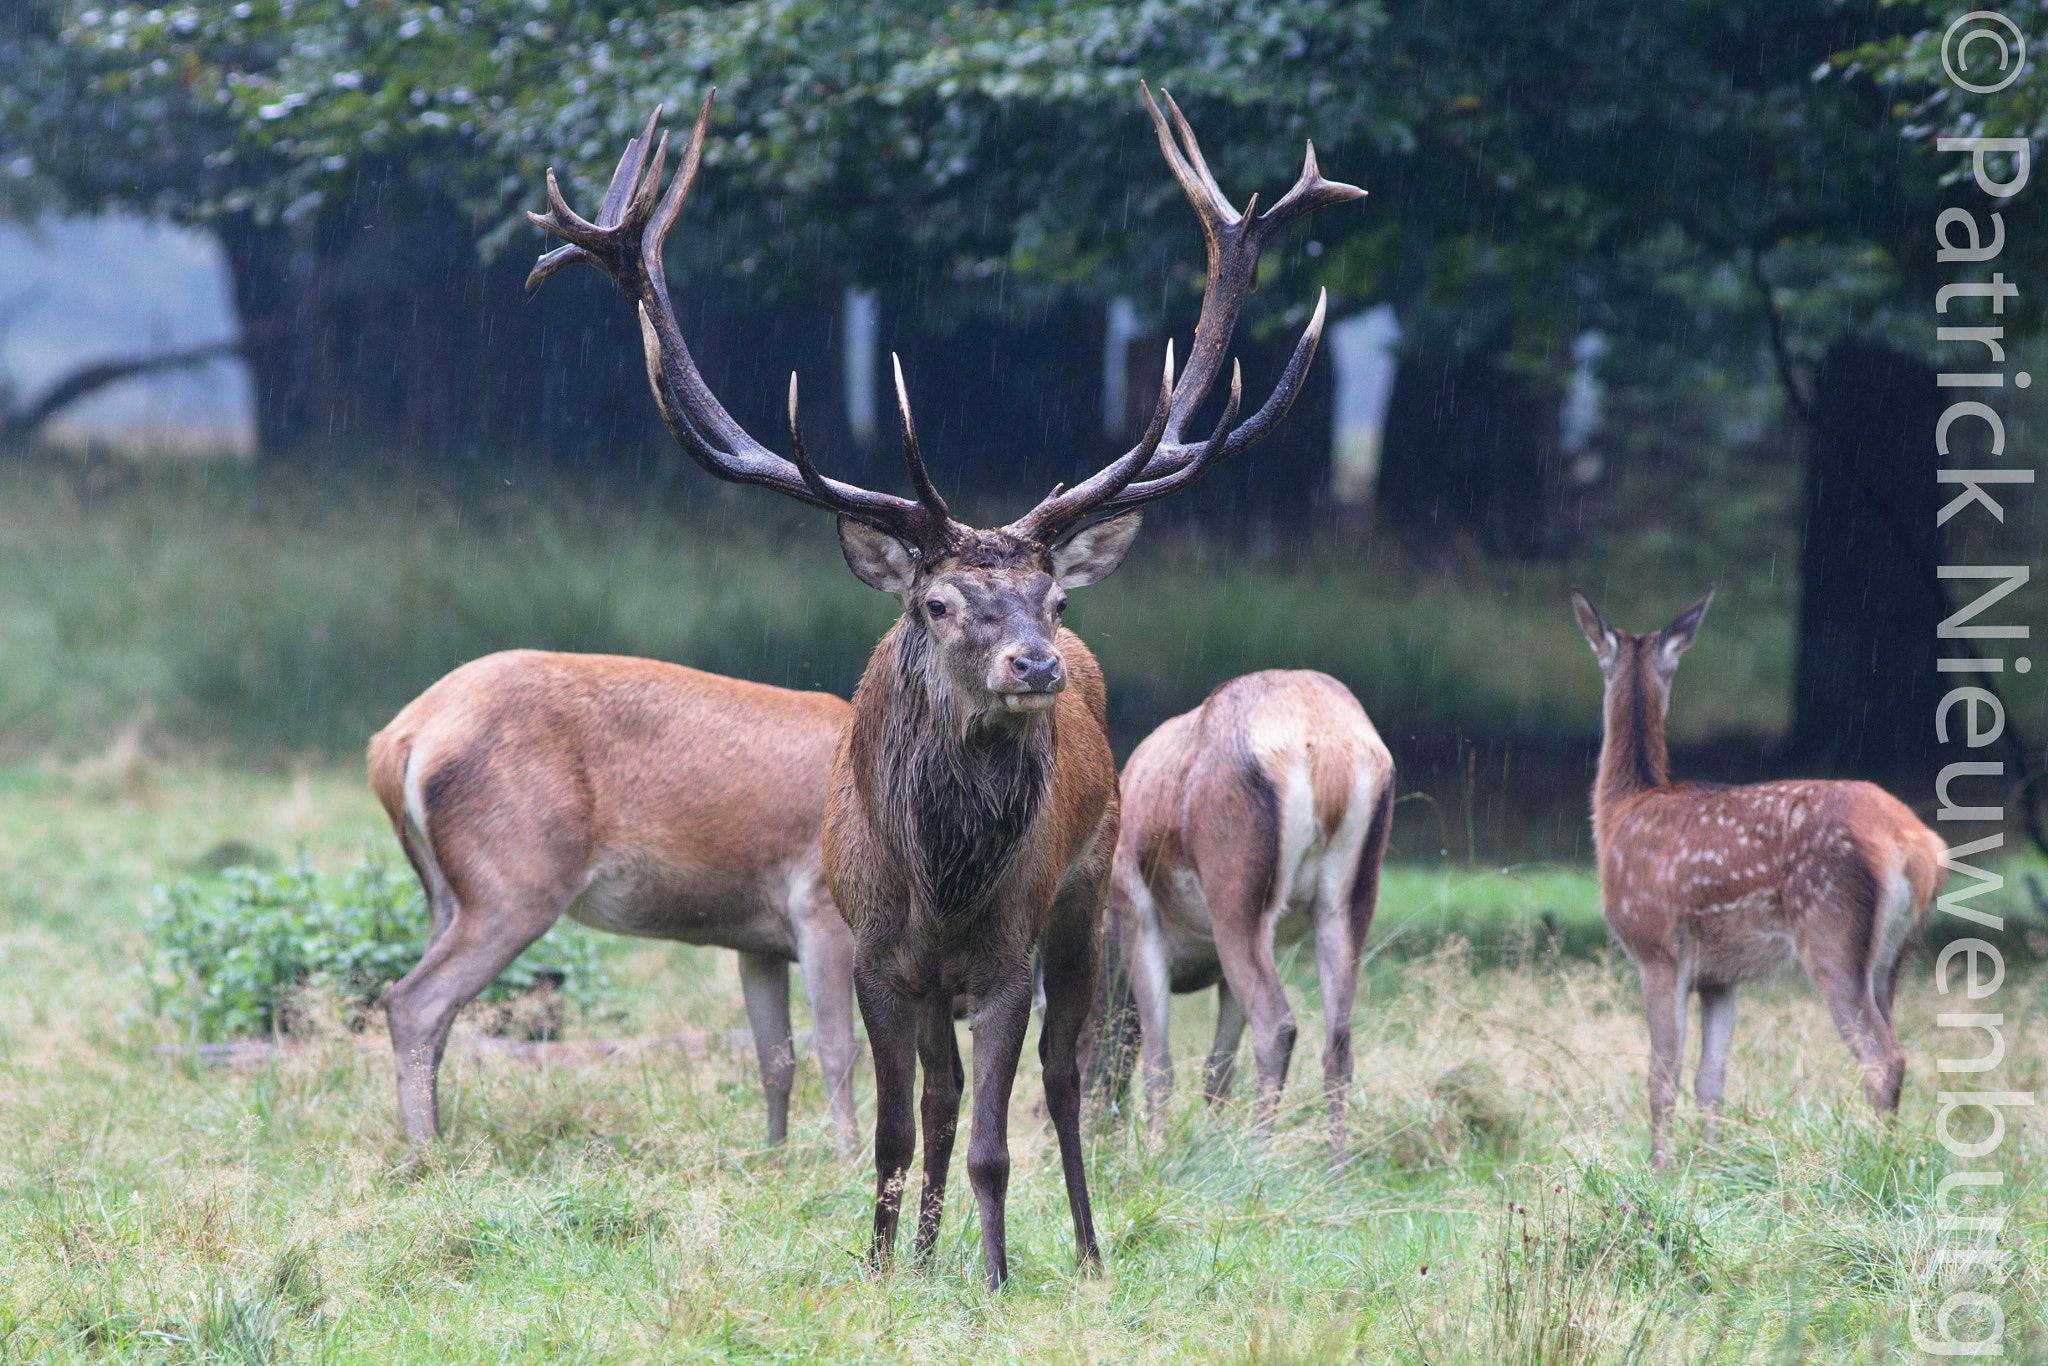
[526,93,957,557]
[529,86,1362,555]
[1004,83,1362,546]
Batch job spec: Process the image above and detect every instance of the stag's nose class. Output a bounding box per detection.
[1008,650,1064,693]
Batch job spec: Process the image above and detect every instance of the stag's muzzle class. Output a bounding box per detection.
[997,649,1065,710]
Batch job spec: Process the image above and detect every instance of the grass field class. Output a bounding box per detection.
[2,760,2044,1363]
[0,451,1818,761]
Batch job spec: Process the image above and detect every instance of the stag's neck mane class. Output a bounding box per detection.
[1594,649,1672,828]
[857,618,1054,918]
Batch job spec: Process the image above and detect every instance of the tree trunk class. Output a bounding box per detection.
[1378,343,1552,559]
[214,210,315,458]
[1787,337,1946,777]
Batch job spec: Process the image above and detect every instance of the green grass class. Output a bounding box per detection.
[3,760,2045,1363]
[0,452,1827,761]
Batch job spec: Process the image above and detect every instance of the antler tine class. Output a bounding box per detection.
[648,91,714,257]
[1192,287,1328,465]
[530,99,949,551]
[525,240,597,290]
[893,354,950,525]
[627,130,670,227]
[1141,84,1236,241]
[787,372,837,505]
[523,166,630,291]
[599,105,665,226]
[1134,75,1359,457]
[1253,138,1367,247]
[1157,87,1238,225]
[1099,358,1241,516]
[523,108,668,292]
[1006,342,1175,545]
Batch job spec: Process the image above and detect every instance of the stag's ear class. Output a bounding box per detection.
[1051,510,1145,588]
[1571,588,1620,670]
[836,515,918,597]
[1653,586,1715,671]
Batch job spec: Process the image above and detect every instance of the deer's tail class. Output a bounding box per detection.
[366,722,413,836]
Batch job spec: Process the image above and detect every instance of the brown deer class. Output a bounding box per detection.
[1571,589,1946,1168]
[1090,671,1395,1163]
[367,650,860,1152]
[524,86,1362,1286]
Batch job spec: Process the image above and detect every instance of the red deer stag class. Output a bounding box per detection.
[368,651,860,1152]
[1571,589,1946,1167]
[525,86,1362,1286]
[1091,671,1395,1163]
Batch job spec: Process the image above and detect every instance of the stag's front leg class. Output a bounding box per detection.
[856,968,918,1270]
[913,997,964,1264]
[966,966,1035,1290]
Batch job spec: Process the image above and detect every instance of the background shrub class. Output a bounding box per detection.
[141,856,609,1041]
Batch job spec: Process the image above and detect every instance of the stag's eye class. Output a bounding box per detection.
[1053,595,1068,616]
[926,599,948,619]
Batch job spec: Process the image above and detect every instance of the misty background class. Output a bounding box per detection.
[2,0,2044,865]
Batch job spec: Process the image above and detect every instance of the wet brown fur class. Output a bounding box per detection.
[1090,670,1395,1164]
[821,533,1120,1291]
[1574,591,1946,1168]
[367,650,860,1151]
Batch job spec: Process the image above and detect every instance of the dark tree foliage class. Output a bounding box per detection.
[5,0,2032,791]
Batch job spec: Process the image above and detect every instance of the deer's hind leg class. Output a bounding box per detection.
[1311,869,1364,1167]
[792,884,861,1157]
[1116,863,1178,1137]
[1694,982,1738,1139]
[383,866,570,1141]
[1195,766,1295,1138]
[1791,883,1905,1113]
[1203,979,1248,1104]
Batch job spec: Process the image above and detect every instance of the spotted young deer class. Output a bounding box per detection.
[367,650,860,1152]
[525,86,1362,1286]
[1571,589,1946,1167]
[1091,670,1395,1163]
